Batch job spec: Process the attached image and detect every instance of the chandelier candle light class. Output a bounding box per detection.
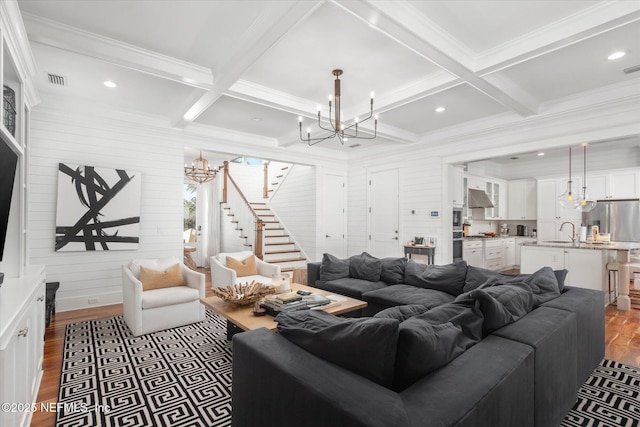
[299,69,378,146]
[184,151,217,184]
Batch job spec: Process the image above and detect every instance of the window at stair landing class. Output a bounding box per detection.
[230,156,266,166]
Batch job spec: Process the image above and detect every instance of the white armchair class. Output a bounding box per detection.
[122,257,206,336]
[210,251,281,289]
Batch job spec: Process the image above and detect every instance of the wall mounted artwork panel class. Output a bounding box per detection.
[55,163,141,252]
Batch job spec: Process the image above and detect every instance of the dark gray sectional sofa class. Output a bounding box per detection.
[232,253,604,427]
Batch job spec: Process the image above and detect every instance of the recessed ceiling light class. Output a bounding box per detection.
[537,152,544,156]
[251,117,262,122]
[608,51,626,60]
[103,80,117,88]
[435,106,446,113]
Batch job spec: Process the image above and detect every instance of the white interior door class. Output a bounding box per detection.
[322,174,346,258]
[368,168,400,257]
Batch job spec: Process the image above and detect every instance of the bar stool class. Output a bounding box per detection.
[607,261,640,304]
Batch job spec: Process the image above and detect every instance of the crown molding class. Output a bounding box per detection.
[22,12,214,90]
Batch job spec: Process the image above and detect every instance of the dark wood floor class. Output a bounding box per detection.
[31,269,640,427]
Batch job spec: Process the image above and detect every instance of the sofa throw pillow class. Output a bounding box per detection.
[380,257,407,285]
[404,260,467,296]
[226,255,258,277]
[276,310,399,388]
[319,253,350,281]
[393,301,483,391]
[349,252,383,282]
[554,269,568,293]
[140,263,185,291]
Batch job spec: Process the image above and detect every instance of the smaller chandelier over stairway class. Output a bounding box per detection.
[299,69,378,146]
[184,151,217,184]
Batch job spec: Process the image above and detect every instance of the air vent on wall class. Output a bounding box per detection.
[348,143,361,148]
[47,73,66,86]
[624,65,640,75]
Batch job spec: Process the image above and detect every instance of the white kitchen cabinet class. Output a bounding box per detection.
[463,240,483,268]
[450,166,464,207]
[537,178,582,242]
[502,237,516,267]
[508,180,537,220]
[520,245,606,295]
[588,170,639,200]
[0,267,46,427]
[484,239,505,271]
[514,237,536,266]
[485,179,507,220]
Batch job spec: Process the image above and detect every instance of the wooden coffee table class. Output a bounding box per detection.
[201,282,367,339]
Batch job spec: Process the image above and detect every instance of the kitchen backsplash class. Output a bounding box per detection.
[466,220,537,236]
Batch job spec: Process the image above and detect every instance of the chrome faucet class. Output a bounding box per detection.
[559,222,577,246]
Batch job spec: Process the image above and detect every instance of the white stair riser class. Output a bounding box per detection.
[264,229,287,237]
[263,252,301,261]
[264,236,290,244]
[265,243,295,251]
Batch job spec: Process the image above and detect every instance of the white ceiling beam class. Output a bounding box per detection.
[336,0,539,117]
[173,1,324,128]
[476,2,640,75]
[21,13,214,90]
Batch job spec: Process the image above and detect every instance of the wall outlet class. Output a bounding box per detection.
[88,297,100,305]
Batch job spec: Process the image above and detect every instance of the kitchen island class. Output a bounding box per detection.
[521,241,640,311]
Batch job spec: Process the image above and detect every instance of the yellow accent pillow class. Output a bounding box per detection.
[140,263,185,291]
[226,255,258,277]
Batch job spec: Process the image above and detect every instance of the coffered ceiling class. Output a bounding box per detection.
[17,0,640,154]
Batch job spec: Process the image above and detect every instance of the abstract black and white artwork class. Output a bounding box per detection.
[55,163,141,252]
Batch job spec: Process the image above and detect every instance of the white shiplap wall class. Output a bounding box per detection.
[269,164,316,261]
[348,151,445,264]
[28,110,185,311]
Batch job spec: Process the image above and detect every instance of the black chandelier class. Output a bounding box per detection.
[299,69,378,146]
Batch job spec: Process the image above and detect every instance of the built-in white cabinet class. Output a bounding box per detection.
[587,170,639,200]
[485,179,507,220]
[502,237,516,267]
[450,166,464,207]
[514,237,536,266]
[484,239,505,270]
[508,180,537,220]
[463,240,483,268]
[537,178,582,242]
[0,267,46,427]
[520,246,607,295]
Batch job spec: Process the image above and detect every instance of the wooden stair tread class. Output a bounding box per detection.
[265,250,301,255]
[264,235,290,238]
[265,242,293,246]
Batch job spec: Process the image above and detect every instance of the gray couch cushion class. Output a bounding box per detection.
[319,277,387,299]
[349,252,383,282]
[319,253,350,281]
[363,284,455,309]
[393,301,483,390]
[464,265,568,293]
[374,304,431,322]
[456,283,535,336]
[276,310,399,388]
[380,257,407,285]
[404,260,467,296]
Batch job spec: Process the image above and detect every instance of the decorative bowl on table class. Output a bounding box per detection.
[212,281,276,307]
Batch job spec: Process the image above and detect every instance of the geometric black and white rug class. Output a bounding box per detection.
[561,359,640,427]
[56,310,231,427]
[57,311,639,427]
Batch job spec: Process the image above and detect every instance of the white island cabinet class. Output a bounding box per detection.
[521,242,640,309]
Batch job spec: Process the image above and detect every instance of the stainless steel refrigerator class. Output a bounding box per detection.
[582,199,640,242]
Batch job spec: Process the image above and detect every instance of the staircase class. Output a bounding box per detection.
[250,202,307,274]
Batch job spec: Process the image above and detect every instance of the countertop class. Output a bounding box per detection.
[523,241,640,251]
[463,235,536,241]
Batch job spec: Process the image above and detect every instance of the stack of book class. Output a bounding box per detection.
[261,292,308,316]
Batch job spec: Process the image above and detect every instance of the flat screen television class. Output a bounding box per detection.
[0,135,18,262]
